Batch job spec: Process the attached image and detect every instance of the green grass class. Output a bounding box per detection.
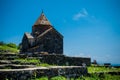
[32,74,120,80]
[88,66,120,73]
[15,58,40,63]
[38,63,51,67]
[33,76,48,80]
[50,76,66,80]
[14,58,52,67]
[14,58,40,65]
[32,66,120,80]
[32,76,66,80]
[0,45,19,53]
[81,74,120,80]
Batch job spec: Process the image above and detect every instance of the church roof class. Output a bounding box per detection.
[25,32,34,39]
[37,27,63,39]
[34,12,51,26]
[37,27,53,38]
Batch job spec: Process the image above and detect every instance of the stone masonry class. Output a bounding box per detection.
[0,66,87,80]
[21,12,63,54]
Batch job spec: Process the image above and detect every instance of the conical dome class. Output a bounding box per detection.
[34,12,51,26]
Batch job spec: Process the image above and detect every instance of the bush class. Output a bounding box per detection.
[38,63,50,67]
[33,74,120,80]
[33,76,48,80]
[7,43,17,49]
[51,76,66,80]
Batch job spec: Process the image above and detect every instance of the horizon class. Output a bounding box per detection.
[0,0,120,64]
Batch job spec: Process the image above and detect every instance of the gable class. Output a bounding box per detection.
[22,33,34,47]
[37,27,63,40]
[25,32,34,39]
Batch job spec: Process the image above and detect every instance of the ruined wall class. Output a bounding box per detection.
[43,55,90,66]
[0,66,87,80]
[32,54,91,66]
[65,56,91,66]
[0,53,90,80]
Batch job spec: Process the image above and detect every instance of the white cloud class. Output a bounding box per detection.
[73,8,99,23]
[73,8,88,20]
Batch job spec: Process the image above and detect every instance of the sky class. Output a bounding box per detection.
[0,0,120,64]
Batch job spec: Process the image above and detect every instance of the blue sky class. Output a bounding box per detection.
[0,0,120,64]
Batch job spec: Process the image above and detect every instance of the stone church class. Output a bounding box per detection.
[21,12,63,54]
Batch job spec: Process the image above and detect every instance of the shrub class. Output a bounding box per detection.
[7,43,17,49]
[50,76,66,80]
[33,76,48,80]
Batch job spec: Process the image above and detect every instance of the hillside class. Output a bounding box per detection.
[0,42,19,53]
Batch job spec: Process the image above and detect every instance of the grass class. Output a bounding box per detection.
[50,76,66,80]
[88,66,120,73]
[14,58,40,65]
[81,74,120,80]
[0,45,19,53]
[6,74,120,80]
[14,58,52,67]
[32,74,120,80]
[15,58,40,63]
[1,42,119,79]
[33,76,48,80]
[31,66,120,80]
[38,63,51,67]
[32,76,67,80]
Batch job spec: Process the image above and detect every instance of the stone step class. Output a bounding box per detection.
[0,54,19,60]
[0,66,87,80]
[0,64,35,69]
[0,60,40,65]
[0,60,11,64]
[0,57,18,60]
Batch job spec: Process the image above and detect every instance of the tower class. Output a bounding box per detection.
[32,12,52,37]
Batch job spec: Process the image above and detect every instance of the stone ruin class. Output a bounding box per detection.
[0,11,91,80]
[20,11,91,66]
[21,12,63,54]
[0,53,89,80]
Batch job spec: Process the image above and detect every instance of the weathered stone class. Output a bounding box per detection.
[0,66,88,80]
[21,12,63,54]
[0,53,91,66]
[19,11,91,66]
[0,64,35,69]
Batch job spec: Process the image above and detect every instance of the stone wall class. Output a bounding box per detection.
[0,53,91,66]
[65,56,91,66]
[35,28,63,54]
[0,53,90,80]
[30,53,91,66]
[0,66,87,80]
